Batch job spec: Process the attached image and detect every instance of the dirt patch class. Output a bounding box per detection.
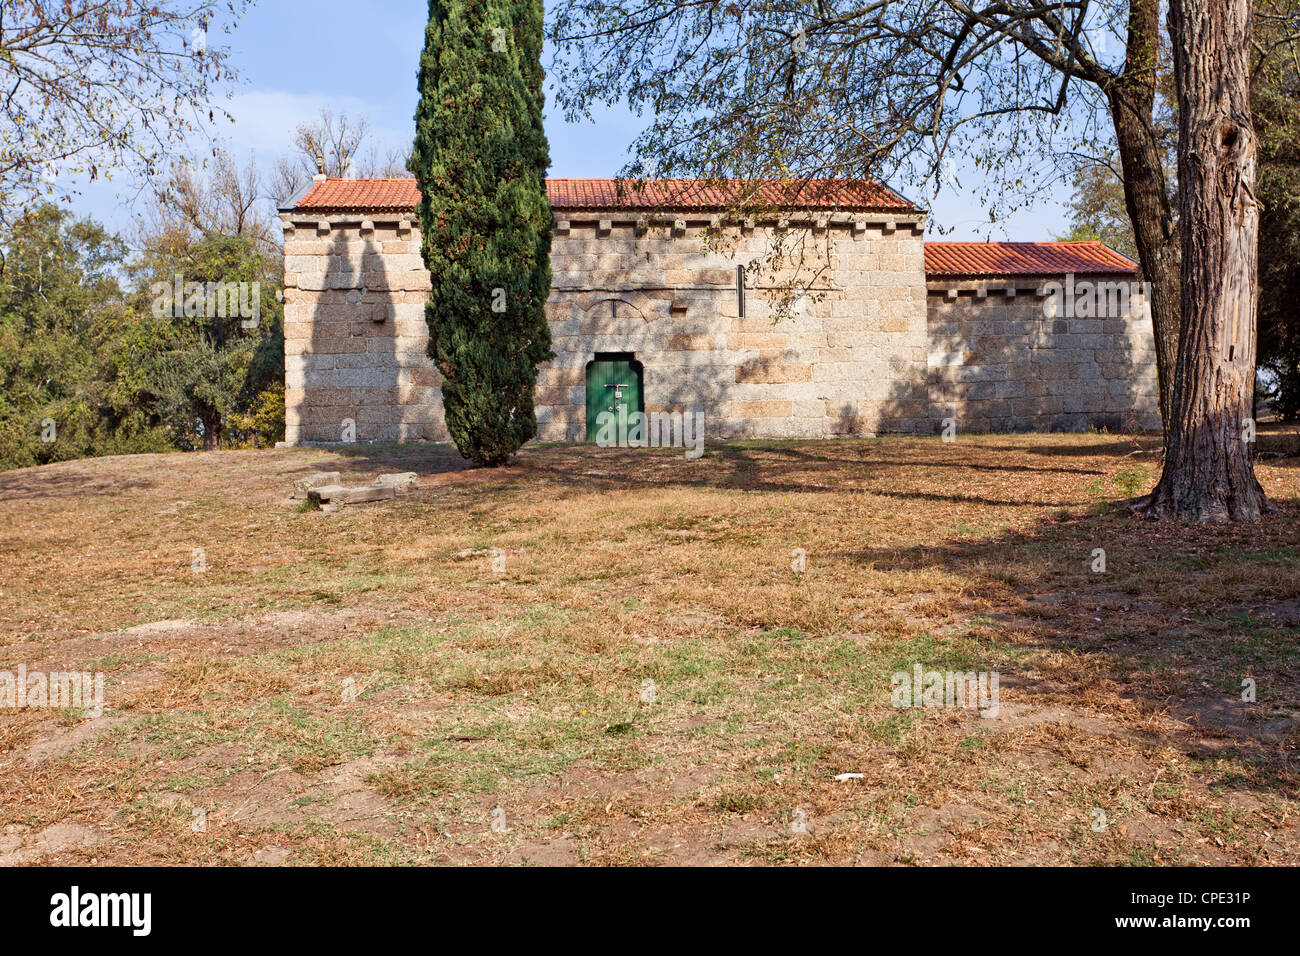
[25,716,127,764]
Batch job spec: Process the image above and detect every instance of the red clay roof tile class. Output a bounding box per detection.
[288,181,1137,280]
[290,177,420,212]
[543,177,912,211]
[289,176,914,213]
[924,241,1139,278]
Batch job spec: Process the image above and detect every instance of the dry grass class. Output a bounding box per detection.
[1,428,1298,866]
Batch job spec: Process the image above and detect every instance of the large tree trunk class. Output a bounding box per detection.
[201,413,222,452]
[1135,0,1269,521]
[1108,0,1180,431]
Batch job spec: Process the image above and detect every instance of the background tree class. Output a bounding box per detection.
[0,0,250,225]
[411,0,554,466]
[271,110,413,206]
[125,230,282,451]
[1057,157,1142,259]
[1056,34,1179,262]
[134,151,286,448]
[145,149,281,256]
[0,206,170,469]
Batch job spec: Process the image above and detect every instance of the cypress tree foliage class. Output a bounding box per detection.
[411,0,553,466]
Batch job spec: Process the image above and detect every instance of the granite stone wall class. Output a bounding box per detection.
[925,277,1161,433]
[282,217,443,446]
[280,209,1160,446]
[280,210,932,445]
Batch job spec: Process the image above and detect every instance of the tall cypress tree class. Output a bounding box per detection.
[412,0,553,466]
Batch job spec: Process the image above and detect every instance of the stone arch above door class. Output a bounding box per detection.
[576,291,659,323]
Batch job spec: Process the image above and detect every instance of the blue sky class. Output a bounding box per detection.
[72,0,1069,241]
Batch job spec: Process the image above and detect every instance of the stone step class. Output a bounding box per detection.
[307,484,398,507]
[307,485,348,505]
[343,485,399,504]
[293,471,342,498]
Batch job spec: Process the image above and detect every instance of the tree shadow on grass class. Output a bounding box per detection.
[0,459,160,501]
[836,500,1300,797]
[283,433,1298,803]
[1257,425,1300,469]
[719,438,1115,477]
[290,441,474,483]
[497,439,1096,506]
[1004,437,1160,458]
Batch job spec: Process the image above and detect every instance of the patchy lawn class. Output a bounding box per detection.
[1,429,1298,866]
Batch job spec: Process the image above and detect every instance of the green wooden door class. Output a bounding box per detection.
[585,357,644,442]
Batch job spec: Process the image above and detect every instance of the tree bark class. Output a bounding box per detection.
[201,413,222,452]
[1134,0,1269,521]
[1108,0,1180,432]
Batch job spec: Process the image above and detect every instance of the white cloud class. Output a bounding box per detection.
[209,87,412,163]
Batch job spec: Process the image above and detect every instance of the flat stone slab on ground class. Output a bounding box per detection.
[373,472,419,491]
[344,485,398,504]
[308,484,398,507]
[307,485,348,505]
[293,472,342,498]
